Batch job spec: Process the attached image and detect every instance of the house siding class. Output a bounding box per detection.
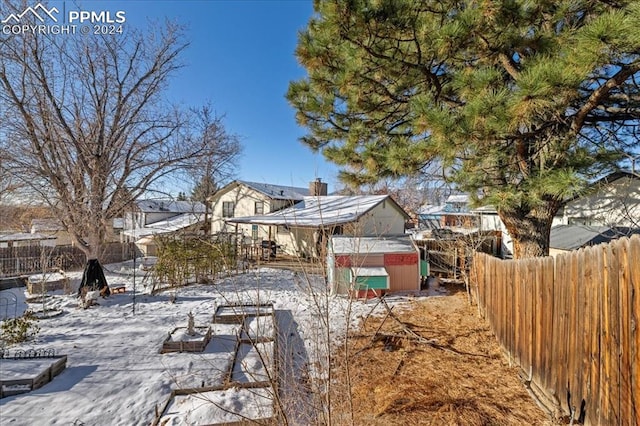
[347,201,406,236]
[212,186,274,238]
[562,176,640,227]
[271,199,408,257]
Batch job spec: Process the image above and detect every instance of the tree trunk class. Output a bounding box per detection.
[498,201,560,259]
[67,220,104,263]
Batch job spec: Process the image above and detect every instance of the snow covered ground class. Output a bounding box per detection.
[0,261,423,425]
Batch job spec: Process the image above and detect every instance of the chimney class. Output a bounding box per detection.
[309,178,328,196]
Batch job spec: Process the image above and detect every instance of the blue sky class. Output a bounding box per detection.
[92,0,340,191]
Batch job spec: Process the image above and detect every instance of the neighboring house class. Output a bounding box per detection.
[29,217,123,246]
[441,194,478,228]
[474,171,640,258]
[122,200,206,256]
[558,171,640,227]
[210,179,324,241]
[327,235,420,296]
[416,195,478,230]
[0,232,56,248]
[226,194,410,258]
[472,205,516,258]
[416,204,446,229]
[549,224,640,257]
[30,218,73,246]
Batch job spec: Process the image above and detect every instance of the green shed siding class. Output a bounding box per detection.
[420,260,429,276]
[355,275,388,290]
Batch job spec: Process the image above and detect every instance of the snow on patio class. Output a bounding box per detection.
[0,262,420,425]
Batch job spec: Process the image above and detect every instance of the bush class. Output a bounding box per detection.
[154,234,237,286]
[0,311,40,345]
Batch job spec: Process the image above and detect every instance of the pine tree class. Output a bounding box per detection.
[288,0,640,258]
[190,175,218,204]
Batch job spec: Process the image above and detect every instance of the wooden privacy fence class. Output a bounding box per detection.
[0,242,130,277]
[473,235,639,425]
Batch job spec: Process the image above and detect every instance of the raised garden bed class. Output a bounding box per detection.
[160,326,213,354]
[241,314,276,343]
[153,385,276,426]
[0,355,67,398]
[31,308,65,319]
[27,273,71,295]
[231,341,275,384]
[213,303,274,324]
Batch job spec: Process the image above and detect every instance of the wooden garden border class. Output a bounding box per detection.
[152,303,280,425]
[0,355,67,398]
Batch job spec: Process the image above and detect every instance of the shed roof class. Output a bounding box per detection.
[330,235,416,255]
[226,195,407,228]
[549,225,640,250]
[352,266,388,277]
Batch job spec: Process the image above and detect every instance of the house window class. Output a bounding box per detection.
[251,225,258,240]
[255,201,264,214]
[222,201,235,218]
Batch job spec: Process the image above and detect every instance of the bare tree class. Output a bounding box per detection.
[186,105,242,234]
[0,7,230,260]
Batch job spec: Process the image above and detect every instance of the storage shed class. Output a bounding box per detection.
[327,235,420,297]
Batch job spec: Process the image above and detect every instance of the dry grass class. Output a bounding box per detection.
[329,284,555,426]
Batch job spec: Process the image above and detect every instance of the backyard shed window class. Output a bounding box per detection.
[222,201,235,218]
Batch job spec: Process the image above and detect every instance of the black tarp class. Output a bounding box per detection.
[78,258,110,297]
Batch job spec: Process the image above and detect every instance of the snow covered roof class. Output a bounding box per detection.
[446,194,469,204]
[226,195,403,227]
[0,232,56,242]
[30,218,64,232]
[330,235,416,254]
[235,180,309,200]
[417,204,446,216]
[123,212,204,238]
[470,205,498,214]
[352,266,388,277]
[135,200,206,214]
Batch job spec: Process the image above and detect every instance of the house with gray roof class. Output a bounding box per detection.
[225,193,410,258]
[557,171,639,227]
[122,199,206,255]
[209,179,326,243]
